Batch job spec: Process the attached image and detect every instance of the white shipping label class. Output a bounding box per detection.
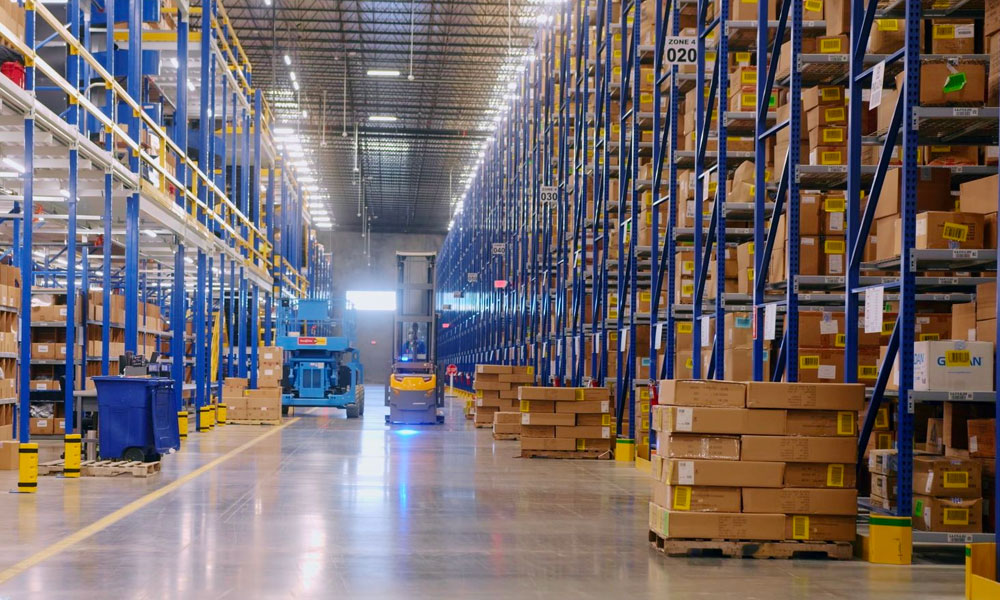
[701,316,711,348]
[828,254,844,275]
[925,471,934,493]
[764,304,777,341]
[655,323,663,350]
[620,328,628,352]
[828,211,845,231]
[954,24,975,38]
[477,399,484,407]
[864,286,884,334]
[600,401,609,413]
[675,407,694,432]
[677,461,695,485]
[870,61,885,109]
[819,316,839,335]
[595,333,602,350]
[521,413,530,425]
[916,218,927,237]
[818,365,837,380]
[601,426,611,439]
[970,436,979,453]
[969,328,977,341]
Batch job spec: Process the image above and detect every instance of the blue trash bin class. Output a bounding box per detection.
[93,376,181,461]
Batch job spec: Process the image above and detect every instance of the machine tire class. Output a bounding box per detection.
[359,396,365,416]
[345,403,360,419]
[281,405,290,416]
[122,447,146,462]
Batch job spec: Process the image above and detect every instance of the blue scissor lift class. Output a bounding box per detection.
[275,298,365,417]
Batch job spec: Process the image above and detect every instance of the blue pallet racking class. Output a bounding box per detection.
[0,0,324,454]
[436,0,1000,559]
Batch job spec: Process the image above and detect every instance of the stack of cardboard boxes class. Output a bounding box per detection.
[969,419,996,532]
[649,380,862,545]
[472,364,534,430]
[518,386,613,456]
[257,346,284,388]
[870,449,985,533]
[222,371,283,423]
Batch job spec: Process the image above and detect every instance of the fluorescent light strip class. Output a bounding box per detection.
[368,115,398,122]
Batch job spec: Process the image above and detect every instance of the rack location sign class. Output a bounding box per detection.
[540,185,557,205]
[446,364,458,376]
[492,242,507,255]
[467,272,479,283]
[664,37,698,65]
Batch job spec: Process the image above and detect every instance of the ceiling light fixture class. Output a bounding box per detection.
[292,80,300,91]
[289,72,297,82]
[284,54,291,66]
[367,69,400,77]
[368,115,398,122]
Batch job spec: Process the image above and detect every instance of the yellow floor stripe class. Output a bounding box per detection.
[0,417,300,584]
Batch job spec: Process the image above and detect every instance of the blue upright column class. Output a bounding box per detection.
[123,0,142,352]
[17,0,35,443]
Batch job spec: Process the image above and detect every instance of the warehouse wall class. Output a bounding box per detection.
[326,232,444,384]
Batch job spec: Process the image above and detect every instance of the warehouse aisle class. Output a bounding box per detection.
[0,387,966,598]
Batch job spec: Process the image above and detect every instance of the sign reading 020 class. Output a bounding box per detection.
[664,37,698,65]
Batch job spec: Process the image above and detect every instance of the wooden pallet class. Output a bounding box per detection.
[473,422,493,429]
[38,459,161,478]
[227,418,283,426]
[648,531,853,560]
[492,433,519,440]
[519,449,613,460]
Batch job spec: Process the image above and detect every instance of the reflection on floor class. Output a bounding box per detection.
[0,386,967,598]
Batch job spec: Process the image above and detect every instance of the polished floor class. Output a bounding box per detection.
[0,387,966,598]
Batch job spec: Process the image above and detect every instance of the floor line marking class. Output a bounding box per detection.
[0,417,301,584]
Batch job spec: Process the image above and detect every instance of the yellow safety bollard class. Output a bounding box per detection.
[18,442,38,493]
[198,406,210,431]
[864,515,912,565]
[206,405,216,429]
[63,434,81,478]
[178,411,188,440]
[217,403,227,425]
[615,438,635,462]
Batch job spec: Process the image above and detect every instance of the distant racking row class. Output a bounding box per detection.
[436,0,1000,546]
[0,0,331,444]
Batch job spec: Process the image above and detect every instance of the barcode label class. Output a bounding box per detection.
[827,464,845,487]
[875,407,889,429]
[859,365,878,379]
[835,333,846,347]
[943,471,969,489]
[919,333,940,341]
[945,350,971,367]
[800,356,820,369]
[837,412,856,436]
[943,508,970,526]
[824,197,845,212]
[672,486,692,511]
[942,222,969,242]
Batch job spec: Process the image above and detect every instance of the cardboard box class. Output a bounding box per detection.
[952,302,978,341]
[785,515,856,542]
[477,364,512,374]
[977,319,997,345]
[518,386,576,401]
[652,482,741,513]
[920,62,985,106]
[930,20,975,54]
[875,167,953,220]
[913,495,982,533]
[905,211,986,251]
[912,340,993,392]
[654,406,785,435]
[745,382,865,411]
[555,400,610,414]
[0,438,16,470]
[740,436,857,463]
[913,456,982,498]
[784,463,856,488]
[978,283,996,321]
[519,400,556,413]
[658,379,746,408]
[30,417,54,435]
[519,425,554,438]
[868,18,905,53]
[872,474,898,501]
[520,437,576,451]
[651,507,785,541]
[660,459,785,487]
[658,434,741,460]
[742,488,858,515]
[968,419,996,458]
[519,411,573,427]
[555,425,611,439]
[784,410,858,437]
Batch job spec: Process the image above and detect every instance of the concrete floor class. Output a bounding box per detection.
[0,386,967,598]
